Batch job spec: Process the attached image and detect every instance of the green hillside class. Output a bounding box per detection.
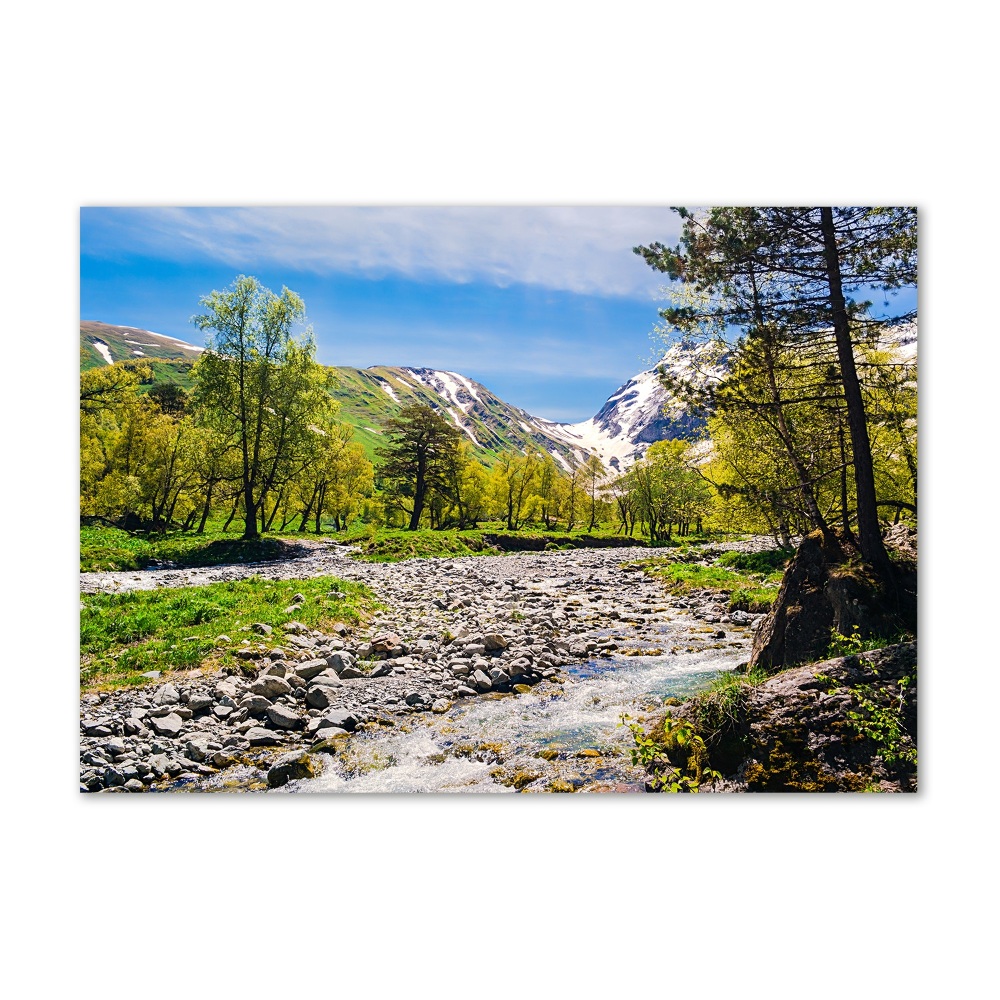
[80,322,588,468]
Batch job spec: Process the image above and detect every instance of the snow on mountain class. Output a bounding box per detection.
[540,340,725,471]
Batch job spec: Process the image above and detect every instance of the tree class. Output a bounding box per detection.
[376,403,461,530]
[191,275,332,540]
[635,206,916,578]
[581,454,606,531]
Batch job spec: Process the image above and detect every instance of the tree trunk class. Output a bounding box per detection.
[819,208,890,577]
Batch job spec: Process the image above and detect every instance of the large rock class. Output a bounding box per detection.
[749,532,917,671]
[266,704,302,730]
[149,713,184,737]
[296,658,330,681]
[152,683,180,706]
[740,643,917,792]
[325,651,356,674]
[305,685,339,710]
[250,675,293,699]
[267,751,318,788]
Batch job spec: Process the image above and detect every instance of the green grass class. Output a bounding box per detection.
[634,556,785,613]
[80,574,378,691]
[80,525,315,572]
[343,523,676,562]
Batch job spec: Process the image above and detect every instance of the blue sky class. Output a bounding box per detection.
[80,206,685,422]
[80,206,917,423]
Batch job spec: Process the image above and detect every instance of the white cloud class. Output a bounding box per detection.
[85,206,683,299]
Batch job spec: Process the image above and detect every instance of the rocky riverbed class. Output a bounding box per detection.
[79,539,775,793]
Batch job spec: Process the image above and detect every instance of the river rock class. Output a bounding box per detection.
[149,713,184,737]
[245,727,282,747]
[326,651,355,673]
[305,685,339,710]
[267,751,318,788]
[152,683,180,706]
[297,658,330,681]
[250,675,293,699]
[321,709,358,732]
[266,704,302,730]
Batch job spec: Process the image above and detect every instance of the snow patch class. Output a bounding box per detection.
[92,339,113,365]
[377,379,400,404]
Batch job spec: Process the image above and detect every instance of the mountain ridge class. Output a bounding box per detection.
[81,320,697,469]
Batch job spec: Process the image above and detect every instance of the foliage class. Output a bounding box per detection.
[191,275,335,539]
[826,625,907,658]
[845,674,917,767]
[80,575,377,690]
[376,403,462,530]
[635,206,917,574]
[620,711,722,792]
[80,525,312,572]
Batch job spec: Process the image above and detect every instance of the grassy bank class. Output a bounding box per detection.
[82,520,739,572]
[80,574,378,691]
[634,548,788,613]
[80,525,320,573]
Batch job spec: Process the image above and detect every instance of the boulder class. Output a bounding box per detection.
[250,675,293,699]
[266,704,302,730]
[749,532,917,671]
[149,713,184,737]
[267,751,318,788]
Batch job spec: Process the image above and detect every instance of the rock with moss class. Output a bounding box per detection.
[267,751,319,787]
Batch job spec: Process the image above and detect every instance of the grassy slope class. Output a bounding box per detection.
[80,324,584,467]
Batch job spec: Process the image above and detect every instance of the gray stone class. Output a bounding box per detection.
[82,720,114,737]
[253,622,274,636]
[471,669,492,692]
[213,705,235,719]
[320,709,358,732]
[483,633,509,651]
[305,685,339,710]
[250,675,293,699]
[149,713,184,737]
[214,679,239,700]
[338,665,366,679]
[267,751,318,788]
[184,739,212,763]
[297,658,330,681]
[266,704,302,730]
[431,699,451,713]
[326,651,356,674]
[245,727,282,747]
[124,779,145,793]
[308,670,343,688]
[103,767,125,788]
[152,683,180,706]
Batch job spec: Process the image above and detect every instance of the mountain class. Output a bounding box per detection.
[80,320,916,472]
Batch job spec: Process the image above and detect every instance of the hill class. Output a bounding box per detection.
[79,321,719,469]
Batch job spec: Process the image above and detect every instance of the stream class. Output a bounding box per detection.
[83,541,767,794]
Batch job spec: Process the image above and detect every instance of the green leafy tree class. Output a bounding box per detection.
[191,275,332,540]
[636,206,916,578]
[376,403,461,530]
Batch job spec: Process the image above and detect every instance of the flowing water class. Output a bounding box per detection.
[270,644,745,794]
